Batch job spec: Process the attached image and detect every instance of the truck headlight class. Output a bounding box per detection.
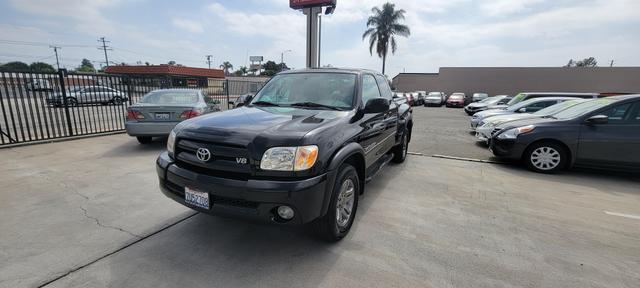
[260,145,318,171]
[496,125,535,140]
[167,130,176,155]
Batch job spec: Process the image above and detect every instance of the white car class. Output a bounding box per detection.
[424,92,446,106]
[472,93,489,102]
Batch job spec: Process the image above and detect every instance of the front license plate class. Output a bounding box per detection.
[185,187,209,209]
[155,112,170,120]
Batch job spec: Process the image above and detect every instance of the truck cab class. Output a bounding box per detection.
[156,68,413,241]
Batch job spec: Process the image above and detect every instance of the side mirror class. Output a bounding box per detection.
[586,114,608,125]
[244,94,254,104]
[364,98,390,114]
[517,107,527,113]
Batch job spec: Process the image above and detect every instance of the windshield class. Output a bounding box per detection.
[506,98,545,112]
[139,90,199,105]
[507,93,526,105]
[552,99,617,120]
[428,92,441,96]
[251,73,356,109]
[450,95,463,100]
[480,97,501,104]
[532,100,586,116]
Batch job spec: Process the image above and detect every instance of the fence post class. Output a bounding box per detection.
[126,75,133,105]
[225,79,230,110]
[57,69,74,136]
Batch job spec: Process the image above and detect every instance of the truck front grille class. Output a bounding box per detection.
[175,138,252,179]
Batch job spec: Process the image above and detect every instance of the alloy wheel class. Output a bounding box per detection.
[336,178,355,228]
[530,146,561,171]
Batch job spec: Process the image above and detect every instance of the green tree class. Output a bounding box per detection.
[260,61,288,76]
[233,66,249,76]
[564,57,598,67]
[362,2,410,74]
[29,62,56,72]
[0,61,30,71]
[220,61,233,75]
[75,59,96,72]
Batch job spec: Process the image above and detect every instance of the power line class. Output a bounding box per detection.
[50,46,61,70]
[98,37,112,67]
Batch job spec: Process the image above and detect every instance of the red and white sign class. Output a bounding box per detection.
[290,0,335,9]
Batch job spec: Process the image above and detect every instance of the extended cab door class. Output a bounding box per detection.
[359,74,396,167]
[577,101,640,168]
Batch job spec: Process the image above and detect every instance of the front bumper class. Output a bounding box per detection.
[424,99,442,105]
[469,118,483,130]
[489,138,526,160]
[446,102,464,107]
[156,152,335,225]
[126,121,179,137]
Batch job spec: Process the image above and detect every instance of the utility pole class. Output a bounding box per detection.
[49,45,61,70]
[97,37,112,67]
[206,55,213,69]
[281,50,292,64]
[610,60,615,67]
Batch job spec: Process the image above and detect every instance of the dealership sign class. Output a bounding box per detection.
[289,0,336,9]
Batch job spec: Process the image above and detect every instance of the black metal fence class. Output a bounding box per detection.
[0,70,268,146]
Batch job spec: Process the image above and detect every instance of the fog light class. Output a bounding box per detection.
[277,206,295,220]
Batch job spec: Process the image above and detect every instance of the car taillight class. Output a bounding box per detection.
[179,109,202,119]
[127,109,144,120]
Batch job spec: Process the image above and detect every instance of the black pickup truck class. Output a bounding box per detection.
[156,68,413,241]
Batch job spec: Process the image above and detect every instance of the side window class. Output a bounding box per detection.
[362,74,381,103]
[498,98,511,105]
[374,75,393,100]
[526,100,557,112]
[633,103,640,122]
[600,103,632,123]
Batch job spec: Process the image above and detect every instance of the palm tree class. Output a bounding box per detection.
[239,66,248,75]
[220,61,233,75]
[362,2,410,75]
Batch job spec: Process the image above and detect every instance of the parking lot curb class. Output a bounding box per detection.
[431,154,507,164]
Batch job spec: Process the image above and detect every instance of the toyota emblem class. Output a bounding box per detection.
[196,148,211,162]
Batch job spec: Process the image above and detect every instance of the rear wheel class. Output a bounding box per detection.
[136,136,152,144]
[111,97,123,105]
[392,129,408,163]
[524,141,567,173]
[66,97,78,107]
[314,164,359,242]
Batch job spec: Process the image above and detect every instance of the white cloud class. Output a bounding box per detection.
[172,18,204,34]
[479,0,545,16]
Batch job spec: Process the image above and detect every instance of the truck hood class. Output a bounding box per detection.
[176,106,349,147]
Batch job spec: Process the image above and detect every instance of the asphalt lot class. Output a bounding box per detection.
[1,111,640,288]
[409,105,497,161]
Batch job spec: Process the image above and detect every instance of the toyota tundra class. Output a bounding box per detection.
[156,68,413,241]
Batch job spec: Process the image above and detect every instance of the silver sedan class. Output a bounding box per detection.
[125,89,220,144]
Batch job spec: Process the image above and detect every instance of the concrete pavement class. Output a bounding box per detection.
[1,134,639,287]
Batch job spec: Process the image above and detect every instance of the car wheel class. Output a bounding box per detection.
[392,129,409,163]
[524,142,567,173]
[66,97,78,107]
[136,136,152,144]
[314,164,359,242]
[112,97,123,105]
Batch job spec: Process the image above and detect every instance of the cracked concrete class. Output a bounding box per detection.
[0,135,190,288]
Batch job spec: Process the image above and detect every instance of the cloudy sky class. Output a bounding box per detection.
[0,0,639,77]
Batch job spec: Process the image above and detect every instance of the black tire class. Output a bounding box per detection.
[136,136,152,144]
[314,164,359,242]
[523,141,568,174]
[111,97,123,105]
[66,97,78,107]
[392,129,408,163]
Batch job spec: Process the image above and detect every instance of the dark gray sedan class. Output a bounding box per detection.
[490,95,640,173]
[125,89,220,144]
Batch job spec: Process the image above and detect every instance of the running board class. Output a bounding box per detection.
[365,153,393,183]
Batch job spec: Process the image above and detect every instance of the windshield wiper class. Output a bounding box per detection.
[251,101,281,107]
[289,102,344,111]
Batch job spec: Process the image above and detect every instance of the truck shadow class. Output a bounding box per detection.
[101,136,167,158]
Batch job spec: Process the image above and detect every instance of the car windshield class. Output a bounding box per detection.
[450,95,463,99]
[533,100,586,116]
[506,98,546,112]
[480,97,500,104]
[139,90,199,105]
[552,99,617,120]
[507,93,526,105]
[251,73,356,110]
[428,92,441,96]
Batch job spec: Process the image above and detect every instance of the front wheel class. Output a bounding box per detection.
[392,129,408,163]
[524,142,567,173]
[314,164,359,242]
[111,97,123,105]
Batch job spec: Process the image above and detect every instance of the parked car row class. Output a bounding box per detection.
[46,85,128,107]
[465,92,640,173]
